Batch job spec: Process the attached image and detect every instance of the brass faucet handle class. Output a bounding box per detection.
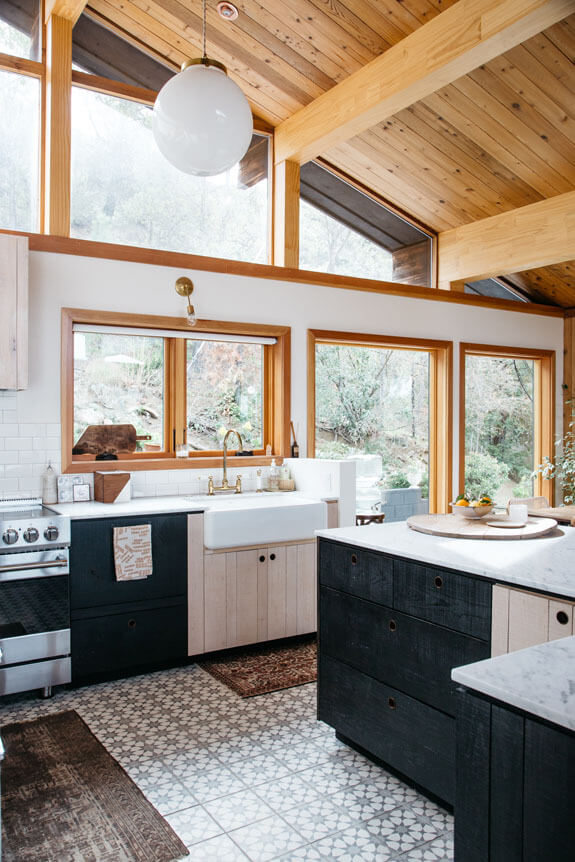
[235,474,242,494]
[208,476,214,495]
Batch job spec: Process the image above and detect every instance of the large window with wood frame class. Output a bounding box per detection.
[70,86,270,263]
[0,12,41,233]
[460,344,555,505]
[308,330,451,517]
[299,163,433,286]
[63,309,290,472]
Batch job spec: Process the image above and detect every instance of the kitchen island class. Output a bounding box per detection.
[315,520,575,807]
[452,637,575,861]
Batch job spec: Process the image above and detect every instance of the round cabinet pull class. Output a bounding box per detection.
[388,697,396,709]
[350,554,358,565]
[434,576,443,589]
[389,620,397,632]
[128,619,137,629]
[259,555,266,563]
[556,610,570,626]
[270,553,276,561]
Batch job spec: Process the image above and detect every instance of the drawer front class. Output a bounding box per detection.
[71,514,188,611]
[319,653,455,804]
[394,559,491,640]
[71,602,187,679]
[320,586,489,715]
[319,539,393,606]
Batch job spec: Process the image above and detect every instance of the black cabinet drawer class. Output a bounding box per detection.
[320,586,489,715]
[319,539,393,606]
[71,601,187,679]
[319,654,455,804]
[394,559,491,641]
[71,514,188,610]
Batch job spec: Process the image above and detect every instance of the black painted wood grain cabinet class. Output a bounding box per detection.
[317,537,492,805]
[70,513,189,681]
[455,687,575,862]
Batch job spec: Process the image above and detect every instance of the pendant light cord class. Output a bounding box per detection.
[202,0,207,60]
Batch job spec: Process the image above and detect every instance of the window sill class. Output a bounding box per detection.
[64,455,285,474]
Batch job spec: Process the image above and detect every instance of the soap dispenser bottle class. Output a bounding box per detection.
[269,459,280,491]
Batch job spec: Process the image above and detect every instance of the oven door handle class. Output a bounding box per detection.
[0,557,68,575]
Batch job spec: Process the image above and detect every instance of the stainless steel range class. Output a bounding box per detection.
[0,497,71,697]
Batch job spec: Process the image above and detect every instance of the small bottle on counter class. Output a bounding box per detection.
[269,459,280,491]
[41,463,58,504]
[256,469,263,492]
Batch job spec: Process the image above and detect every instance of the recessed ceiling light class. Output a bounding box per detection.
[217,2,239,21]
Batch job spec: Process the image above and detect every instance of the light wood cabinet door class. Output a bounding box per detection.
[508,589,549,653]
[0,234,28,390]
[202,540,317,653]
[491,584,575,657]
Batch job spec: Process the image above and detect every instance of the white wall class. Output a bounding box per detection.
[0,249,563,499]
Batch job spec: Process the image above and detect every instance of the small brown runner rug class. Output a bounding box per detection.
[199,636,317,697]
[1,710,188,862]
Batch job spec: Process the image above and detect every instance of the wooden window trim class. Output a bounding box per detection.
[0,52,43,78]
[61,307,290,473]
[307,329,452,514]
[458,343,556,505]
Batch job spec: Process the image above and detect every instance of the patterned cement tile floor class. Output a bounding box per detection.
[0,666,453,861]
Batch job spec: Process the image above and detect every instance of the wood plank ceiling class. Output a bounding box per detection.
[83,0,575,306]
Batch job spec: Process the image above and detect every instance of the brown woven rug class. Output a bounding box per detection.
[0,710,188,862]
[199,636,317,697]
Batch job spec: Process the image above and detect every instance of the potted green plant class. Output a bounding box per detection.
[533,401,575,503]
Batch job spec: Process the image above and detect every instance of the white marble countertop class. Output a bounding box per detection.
[452,636,575,732]
[48,496,203,519]
[316,520,575,598]
[49,491,329,520]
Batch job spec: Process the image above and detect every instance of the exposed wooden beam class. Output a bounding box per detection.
[274,0,573,165]
[44,14,72,236]
[437,191,575,288]
[45,0,88,25]
[273,160,300,268]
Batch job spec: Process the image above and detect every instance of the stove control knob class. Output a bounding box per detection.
[23,527,39,543]
[44,526,59,542]
[2,528,18,545]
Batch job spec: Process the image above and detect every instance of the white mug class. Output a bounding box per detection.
[508,503,528,523]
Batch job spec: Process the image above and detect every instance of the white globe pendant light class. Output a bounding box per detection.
[152,1,253,177]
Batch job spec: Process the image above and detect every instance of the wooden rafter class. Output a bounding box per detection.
[274,0,574,165]
[437,191,575,288]
[45,0,88,25]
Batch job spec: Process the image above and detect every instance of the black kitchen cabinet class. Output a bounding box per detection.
[70,514,189,681]
[317,537,492,806]
[455,688,575,862]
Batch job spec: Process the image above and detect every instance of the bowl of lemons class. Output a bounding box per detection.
[450,494,494,519]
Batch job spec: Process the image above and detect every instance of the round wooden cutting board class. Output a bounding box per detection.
[407,514,559,540]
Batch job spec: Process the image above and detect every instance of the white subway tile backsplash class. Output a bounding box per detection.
[5,438,33,451]
[0,396,284,503]
[154,484,175,496]
[33,436,59,450]
[19,423,47,436]
[19,451,48,464]
[5,464,33,478]
[0,452,19,465]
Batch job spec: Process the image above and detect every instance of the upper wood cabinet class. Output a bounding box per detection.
[0,235,28,390]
